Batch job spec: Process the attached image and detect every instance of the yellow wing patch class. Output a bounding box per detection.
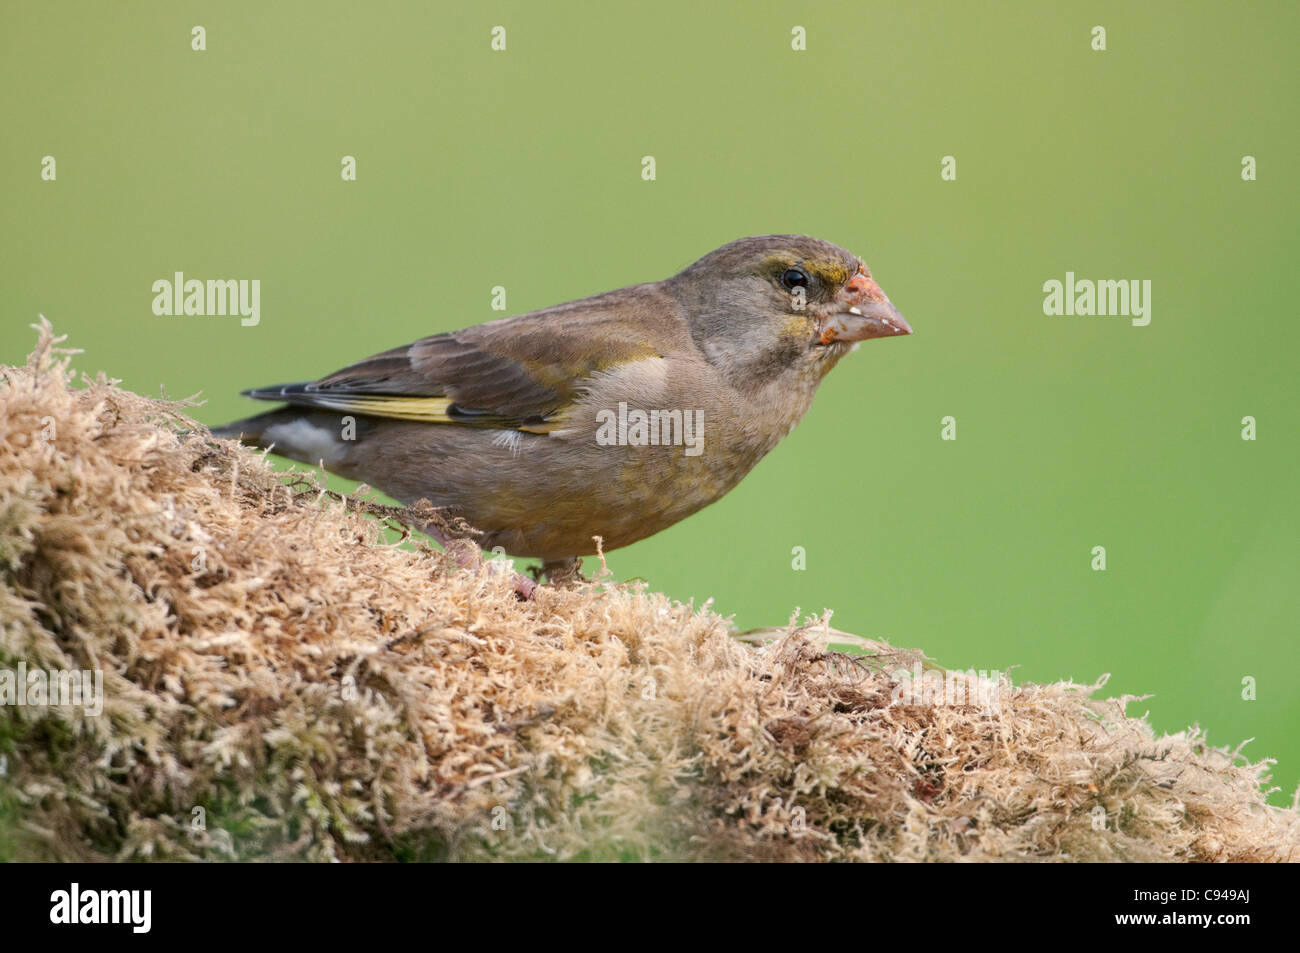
[308,394,572,432]
[310,395,456,422]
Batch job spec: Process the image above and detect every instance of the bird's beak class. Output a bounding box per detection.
[820,272,913,345]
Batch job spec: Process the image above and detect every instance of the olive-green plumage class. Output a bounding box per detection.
[213,235,911,561]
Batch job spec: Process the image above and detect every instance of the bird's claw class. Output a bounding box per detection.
[538,557,587,589]
[513,572,538,600]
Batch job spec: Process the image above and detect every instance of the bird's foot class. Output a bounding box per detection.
[511,572,538,600]
[439,539,538,601]
[532,557,588,589]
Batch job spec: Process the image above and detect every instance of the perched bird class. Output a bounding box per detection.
[213,235,912,579]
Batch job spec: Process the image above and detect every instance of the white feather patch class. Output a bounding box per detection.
[264,420,343,466]
[491,429,524,457]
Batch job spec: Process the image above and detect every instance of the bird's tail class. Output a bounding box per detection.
[210,408,285,445]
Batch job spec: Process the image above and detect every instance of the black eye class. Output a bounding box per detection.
[780,268,809,290]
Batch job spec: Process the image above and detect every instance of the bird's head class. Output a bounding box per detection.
[667,234,912,388]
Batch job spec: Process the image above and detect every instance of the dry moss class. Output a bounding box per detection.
[0,319,1296,862]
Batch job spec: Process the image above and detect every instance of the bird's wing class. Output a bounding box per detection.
[241,291,683,432]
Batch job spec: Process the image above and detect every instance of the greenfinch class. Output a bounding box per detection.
[213,235,911,573]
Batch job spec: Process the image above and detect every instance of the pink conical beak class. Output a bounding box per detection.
[820,272,913,344]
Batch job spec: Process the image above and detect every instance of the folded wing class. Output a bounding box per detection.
[241,301,675,433]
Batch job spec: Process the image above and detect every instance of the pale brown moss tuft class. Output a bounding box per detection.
[0,319,1295,862]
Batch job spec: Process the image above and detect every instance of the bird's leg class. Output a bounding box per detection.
[510,571,538,600]
[422,519,537,600]
[538,557,587,588]
[448,540,538,600]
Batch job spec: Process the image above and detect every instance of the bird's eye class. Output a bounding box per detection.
[780,268,809,290]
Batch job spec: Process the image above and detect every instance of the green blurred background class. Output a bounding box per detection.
[2,2,1296,803]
